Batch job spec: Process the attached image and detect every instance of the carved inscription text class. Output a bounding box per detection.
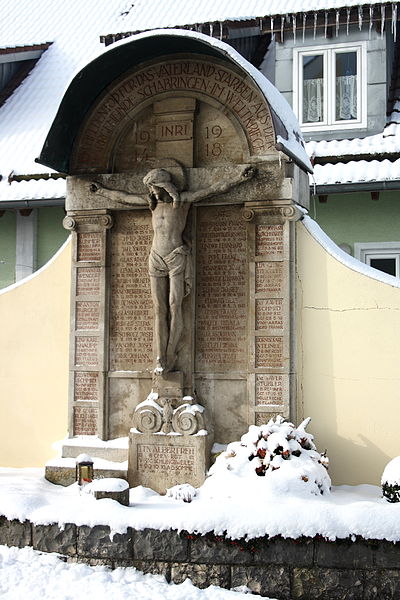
[74,58,275,169]
[76,301,100,330]
[75,337,98,367]
[256,225,284,257]
[77,233,102,262]
[256,373,285,406]
[76,268,101,296]
[137,444,196,477]
[255,298,284,330]
[74,371,99,402]
[109,211,153,370]
[196,205,247,371]
[255,336,284,369]
[255,261,284,295]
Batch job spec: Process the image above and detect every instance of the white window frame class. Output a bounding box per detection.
[293,41,367,132]
[354,242,400,277]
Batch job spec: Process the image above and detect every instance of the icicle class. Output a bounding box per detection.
[313,12,317,39]
[358,5,363,31]
[209,23,213,37]
[392,3,397,41]
[336,9,340,37]
[346,7,350,35]
[302,13,306,42]
[369,6,374,39]
[270,16,275,40]
[381,5,386,38]
[280,15,285,42]
[292,15,296,42]
[219,21,223,40]
[324,11,328,38]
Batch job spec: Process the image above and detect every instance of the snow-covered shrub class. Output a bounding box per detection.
[382,456,400,503]
[200,416,330,499]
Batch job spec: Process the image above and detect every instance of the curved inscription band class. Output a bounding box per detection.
[71,56,276,172]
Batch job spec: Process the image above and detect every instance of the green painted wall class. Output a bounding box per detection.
[310,191,400,254]
[0,211,16,289]
[37,206,68,269]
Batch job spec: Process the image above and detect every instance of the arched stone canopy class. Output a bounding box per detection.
[37,29,311,175]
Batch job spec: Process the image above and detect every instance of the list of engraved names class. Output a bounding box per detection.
[109,211,153,370]
[196,205,247,371]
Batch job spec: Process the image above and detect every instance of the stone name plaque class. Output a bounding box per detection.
[77,232,102,262]
[73,404,97,436]
[109,211,153,370]
[255,224,284,258]
[76,268,101,296]
[76,301,100,330]
[74,371,99,402]
[256,373,286,406]
[255,298,284,330]
[196,205,247,371]
[75,336,98,367]
[255,336,284,369]
[255,261,284,296]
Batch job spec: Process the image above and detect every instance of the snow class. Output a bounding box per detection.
[113,0,393,33]
[85,478,129,492]
[0,467,399,543]
[61,436,129,449]
[0,545,274,600]
[312,157,400,186]
[302,214,400,288]
[208,418,331,497]
[382,457,400,486]
[46,457,127,470]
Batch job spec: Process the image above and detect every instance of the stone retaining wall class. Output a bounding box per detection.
[1,516,400,599]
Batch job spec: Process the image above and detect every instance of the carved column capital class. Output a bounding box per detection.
[244,202,303,224]
[63,211,114,232]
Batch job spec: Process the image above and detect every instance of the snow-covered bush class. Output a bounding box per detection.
[200,416,330,499]
[382,456,400,503]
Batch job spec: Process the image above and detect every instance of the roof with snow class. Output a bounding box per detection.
[0,0,399,203]
[38,29,311,175]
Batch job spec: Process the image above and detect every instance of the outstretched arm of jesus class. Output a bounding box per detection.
[89,183,148,207]
[183,166,256,204]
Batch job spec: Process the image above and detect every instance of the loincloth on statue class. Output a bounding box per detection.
[148,245,192,296]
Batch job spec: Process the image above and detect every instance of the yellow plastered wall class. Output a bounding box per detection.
[0,238,71,467]
[297,219,400,486]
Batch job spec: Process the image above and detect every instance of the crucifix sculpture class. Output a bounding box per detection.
[91,165,255,373]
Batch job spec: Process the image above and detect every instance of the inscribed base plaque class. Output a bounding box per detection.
[128,430,211,494]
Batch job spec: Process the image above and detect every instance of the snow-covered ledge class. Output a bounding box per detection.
[1,469,400,598]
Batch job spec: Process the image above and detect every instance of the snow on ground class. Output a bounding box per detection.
[0,468,399,542]
[0,545,274,600]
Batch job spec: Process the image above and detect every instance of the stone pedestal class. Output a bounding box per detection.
[128,430,210,494]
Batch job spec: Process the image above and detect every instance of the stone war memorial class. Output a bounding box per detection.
[40,30,311,493]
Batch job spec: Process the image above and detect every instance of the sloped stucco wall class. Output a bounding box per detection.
[297,218,400,486]
[0,238,71,467]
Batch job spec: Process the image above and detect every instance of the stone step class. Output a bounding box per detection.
[61,437,128,463]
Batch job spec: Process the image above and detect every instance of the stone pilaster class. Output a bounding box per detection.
[244,201,302,426]
[63,210,113,438]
